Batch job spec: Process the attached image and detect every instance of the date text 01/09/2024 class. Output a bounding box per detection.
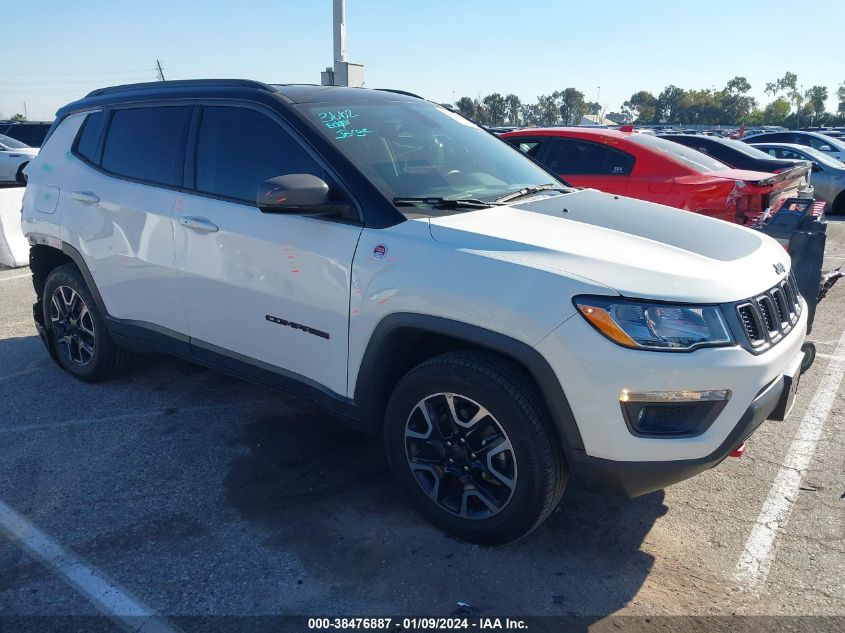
[307,617,529,630]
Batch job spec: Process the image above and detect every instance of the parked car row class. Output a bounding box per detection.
[0,121,52,148]
[501,127,815,224]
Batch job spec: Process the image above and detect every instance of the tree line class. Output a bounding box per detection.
[447,73,845,129]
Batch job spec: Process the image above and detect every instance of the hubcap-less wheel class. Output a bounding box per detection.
[404,393,517,520]
[50,285,96,366]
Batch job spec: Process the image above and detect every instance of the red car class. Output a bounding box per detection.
[501,128,807,225]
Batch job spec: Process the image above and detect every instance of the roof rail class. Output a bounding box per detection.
[85,79,273,98]
[374,88,425,100]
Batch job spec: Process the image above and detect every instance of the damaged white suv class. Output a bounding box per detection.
[22,81,807,543]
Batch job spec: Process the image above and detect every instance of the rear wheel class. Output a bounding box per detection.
[384,351,566,544]
[42,264,132,382]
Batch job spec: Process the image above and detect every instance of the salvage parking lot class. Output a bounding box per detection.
[0,219,843,629]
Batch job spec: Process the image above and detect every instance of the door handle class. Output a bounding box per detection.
[179,216,219,233]
[71,191,100,205]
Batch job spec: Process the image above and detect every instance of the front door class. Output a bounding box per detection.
[173,105,362,397]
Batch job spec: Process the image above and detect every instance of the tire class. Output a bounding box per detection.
[384,351,566,544]
[41,264,133,382]
[15,162,28,185]
[832,191,845,216]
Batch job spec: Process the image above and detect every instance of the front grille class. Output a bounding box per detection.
[735,274,801,349]
[738,305,761,342]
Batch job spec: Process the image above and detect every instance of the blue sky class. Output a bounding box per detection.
[3,0,844,120]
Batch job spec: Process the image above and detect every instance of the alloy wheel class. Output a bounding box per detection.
[404,392,517,519]
[49,285,96,366]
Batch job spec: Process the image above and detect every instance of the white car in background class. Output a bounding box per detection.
[746,130,845,163]
[0,134,38,184]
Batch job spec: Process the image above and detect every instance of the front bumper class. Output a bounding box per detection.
[565,372,786,496]
[536,294,807,493]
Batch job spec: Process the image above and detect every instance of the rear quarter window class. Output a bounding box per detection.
[101,106,191,186]
[74,111,107,164]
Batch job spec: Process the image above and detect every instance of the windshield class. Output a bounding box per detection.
[720,138,778,159]
[298,101,568,209]
[0,134,28,149]
[628,133,728,172]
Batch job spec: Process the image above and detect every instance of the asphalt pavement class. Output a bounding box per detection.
[0,218,842,632]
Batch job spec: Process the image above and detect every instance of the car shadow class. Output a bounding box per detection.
[223,403,665,619]
[0,330,663,622]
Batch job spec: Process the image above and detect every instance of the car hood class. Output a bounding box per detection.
[427,189,789,304]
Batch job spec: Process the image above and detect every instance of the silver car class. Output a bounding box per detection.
[753,143,845,215]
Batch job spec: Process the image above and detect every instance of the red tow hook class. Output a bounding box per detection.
[729,443,746,458]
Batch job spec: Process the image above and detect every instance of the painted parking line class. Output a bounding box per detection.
[0,499,180,632]
[0,272,31,282]
[733,327,845,592]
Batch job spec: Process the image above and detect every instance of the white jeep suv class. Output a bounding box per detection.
[21,81,807,543]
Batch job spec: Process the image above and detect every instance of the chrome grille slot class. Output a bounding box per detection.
[771,288,786,324]
[737,304,764,345]
[757,296,775,333]
[734,275,802,351]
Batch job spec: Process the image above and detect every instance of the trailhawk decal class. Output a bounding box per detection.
[265,315,330,340]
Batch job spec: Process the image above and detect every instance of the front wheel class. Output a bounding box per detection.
[384,351,566,544]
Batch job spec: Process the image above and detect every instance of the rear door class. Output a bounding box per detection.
[538,137,633,195]
[173,104,363,396]
[69,105,190,335]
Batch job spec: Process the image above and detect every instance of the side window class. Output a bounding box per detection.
[195,106,323,203]
[780,148,806,160]
[808,136,833,151]
[101,106,190,186]
[545,138,635,175]
[506,137,546,159]
[701,143,729,162]
[74,111,106,163]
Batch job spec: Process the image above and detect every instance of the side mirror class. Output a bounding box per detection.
[257,174,331,213]
[812,162,823,173]
[818,145,833,152]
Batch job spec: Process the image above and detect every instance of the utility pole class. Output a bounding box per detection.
[155,59,166,82]
[321,0,364,87]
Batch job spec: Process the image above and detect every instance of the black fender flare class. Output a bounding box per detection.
[353,312,585,451]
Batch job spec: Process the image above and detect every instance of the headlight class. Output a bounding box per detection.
[573,296,732,351]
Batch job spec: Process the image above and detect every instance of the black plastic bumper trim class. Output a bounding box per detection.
[566,374,785,497]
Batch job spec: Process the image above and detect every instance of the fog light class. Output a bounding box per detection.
[620,390,730,437]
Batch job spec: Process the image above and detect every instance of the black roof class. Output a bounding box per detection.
[271,84,424,103]
[57,80,423,117]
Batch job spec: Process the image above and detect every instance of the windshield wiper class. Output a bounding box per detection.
[494,184,568,204]
[392,197,501,209]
